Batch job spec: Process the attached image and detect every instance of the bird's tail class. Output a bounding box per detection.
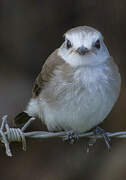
[14,111,32,127]
[15,98,39,127]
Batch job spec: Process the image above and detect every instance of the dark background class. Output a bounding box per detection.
[0,0,126,179]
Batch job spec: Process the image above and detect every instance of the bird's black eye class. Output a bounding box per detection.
[95,40,100,49]
[66,40,72,49]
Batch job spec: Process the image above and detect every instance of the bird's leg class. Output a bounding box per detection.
[93,126,111,151]
[63,131,79,144]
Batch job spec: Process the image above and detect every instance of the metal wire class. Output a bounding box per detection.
[0,115,126,157]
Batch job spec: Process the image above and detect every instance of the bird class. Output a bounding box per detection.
[15,26,121,146]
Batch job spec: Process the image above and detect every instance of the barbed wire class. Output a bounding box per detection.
[0,115,126,157]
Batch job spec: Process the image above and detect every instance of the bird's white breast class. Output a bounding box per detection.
[38,58,120,132]
[27,58,121,133]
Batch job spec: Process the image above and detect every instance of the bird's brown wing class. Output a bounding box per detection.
[32,49,65,98]
[14,50,65,126]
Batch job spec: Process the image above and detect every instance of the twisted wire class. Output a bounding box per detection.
[6,125,26,151]
[1,115,126,157]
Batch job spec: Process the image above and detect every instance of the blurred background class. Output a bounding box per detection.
[0,0,126,179]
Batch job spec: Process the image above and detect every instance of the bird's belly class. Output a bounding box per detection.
[42,83,119,132]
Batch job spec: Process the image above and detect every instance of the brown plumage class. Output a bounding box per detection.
[32,49,74,99]
[14,26,121,134]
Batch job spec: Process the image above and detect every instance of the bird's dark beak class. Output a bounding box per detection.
[77,46,89,56]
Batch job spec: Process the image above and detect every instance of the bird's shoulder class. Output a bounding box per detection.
[32,49,70,98]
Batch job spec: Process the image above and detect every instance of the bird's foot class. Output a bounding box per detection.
[93,126,111,151]
[63,131,79,144]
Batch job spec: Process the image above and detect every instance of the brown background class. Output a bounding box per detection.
[0,0,126,179]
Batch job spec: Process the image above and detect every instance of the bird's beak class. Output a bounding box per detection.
[77,46,89,56]
[71,46,89,56]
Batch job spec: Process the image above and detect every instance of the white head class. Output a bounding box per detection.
[58,26,110,67]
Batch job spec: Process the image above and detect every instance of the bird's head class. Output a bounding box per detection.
[58,26,110,67]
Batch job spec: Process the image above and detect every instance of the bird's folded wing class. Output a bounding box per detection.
[32,49,65,98]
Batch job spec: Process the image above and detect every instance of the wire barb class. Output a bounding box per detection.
[0,115,126,157]
[0,115,34,157]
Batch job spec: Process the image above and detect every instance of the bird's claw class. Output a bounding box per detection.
[63,131,79,144]
[94,126,111,151]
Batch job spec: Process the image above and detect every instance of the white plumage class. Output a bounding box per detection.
[26,26,121,133]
